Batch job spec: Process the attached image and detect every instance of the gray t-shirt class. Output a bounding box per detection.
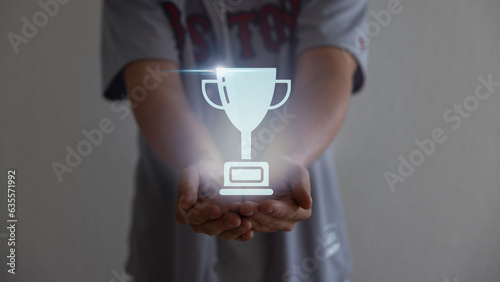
[102,0,368,281]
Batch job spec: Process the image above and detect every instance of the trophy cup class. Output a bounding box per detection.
[202,68,291,195]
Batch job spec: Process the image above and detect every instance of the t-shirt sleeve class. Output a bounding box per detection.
[101,0,180,100]
[296,0,369,93]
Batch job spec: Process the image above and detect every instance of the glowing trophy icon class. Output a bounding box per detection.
[202,68,291,196]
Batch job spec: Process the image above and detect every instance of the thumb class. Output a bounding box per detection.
[177,166,200,211]
[289,166,312,210]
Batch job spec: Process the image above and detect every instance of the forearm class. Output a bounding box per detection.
[123,60,222,170]
[264,47,356,167]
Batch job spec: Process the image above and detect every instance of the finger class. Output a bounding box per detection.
[217,218,252,240]
[229,202,242,212]
[248,211,280,232]
[254,222,296,232]
[288,166,312,209]
[182,203,222,225]
[253,224,278,233]
[259,199,276,215]
[177,166,200,211]
[183,208,204,225]
[200,204,222,220]
[175,206,186,224]
[177,199,197,224]
[259,199,295,220]
[244,206,281,232]
[239,201,259,217]
[245,214,293,232]
[260,199,312,221]
[250,213,297,233]
[249,214,296,232]
[196,212,241,236]
[235,230,254,241]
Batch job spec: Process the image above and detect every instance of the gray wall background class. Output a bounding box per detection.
[1,0,499,281]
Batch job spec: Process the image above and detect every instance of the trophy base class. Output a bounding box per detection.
[221,161,273,196]
[219,188,274,196]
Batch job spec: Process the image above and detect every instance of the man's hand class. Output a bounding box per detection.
[234,47,357,233]
[237,158,312,233]
[175,159,254,241]
[124,60,253,241]
[125,46,356,238]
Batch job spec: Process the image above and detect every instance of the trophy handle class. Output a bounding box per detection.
[202,79,224,110]
[269,79,291,110]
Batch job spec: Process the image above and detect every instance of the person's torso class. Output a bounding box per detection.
[160,0,301,161]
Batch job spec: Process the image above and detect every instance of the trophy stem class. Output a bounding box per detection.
[241,131,252,160]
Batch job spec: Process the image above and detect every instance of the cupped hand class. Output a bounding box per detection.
[175,159,254,241]
[238,157,312,233]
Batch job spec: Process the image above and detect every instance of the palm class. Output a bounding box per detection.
[238,157,313,233]
[177,159,242,225]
